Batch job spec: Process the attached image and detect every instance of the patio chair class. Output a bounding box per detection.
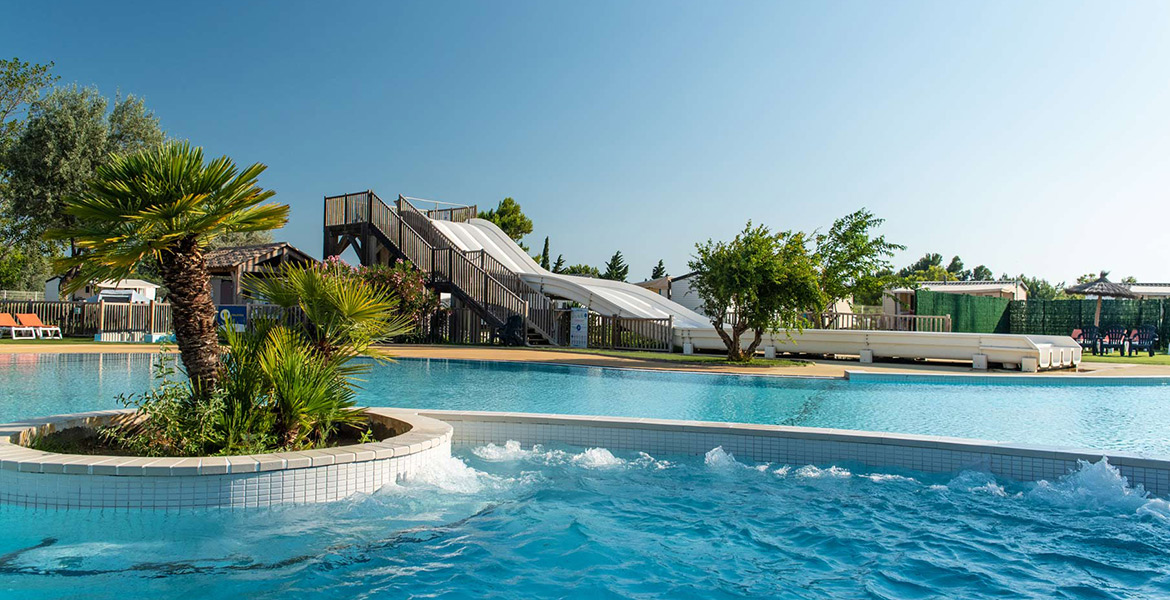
[1099,326,1128,355]
[1128,325,1159,357]
[492,315,527,347]
[0,313,36,340]
[16,313,63,339]
[1072,326,1100,355]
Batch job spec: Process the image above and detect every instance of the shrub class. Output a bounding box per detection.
[99,262,414,456]
[357,259,446,337]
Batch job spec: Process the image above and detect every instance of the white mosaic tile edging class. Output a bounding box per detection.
[0,408,452,510]
[416,410,1170,497]
[846,369,1170,386]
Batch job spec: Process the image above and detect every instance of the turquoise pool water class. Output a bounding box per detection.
[1,444,1167,599]
[2,353,1169,599]
[3,353,1169,455]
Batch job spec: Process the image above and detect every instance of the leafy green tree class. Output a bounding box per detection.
[897,253,943,277]
[813,209,903,312]
[551,254,566,274]
[689,222,823,362]
[210,230,275,248]
[1077,272,1099,284]
[651,259,667,279]
[914,265,956,281]
[1121,275,1138,284]
[1018,275,1066,300]
[0,244,51,290]
[478,197,532,250]
[539,236,551,270]
[0,59,58,291]
[0,57,57,153]
[5,86,164,291]
[601,251,629,282]
[971,265,993,281]
[51,142,288,397]
[564,263,600,277]
[945,256,973,281]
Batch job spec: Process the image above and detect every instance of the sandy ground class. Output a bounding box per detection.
[4,342,1169,379]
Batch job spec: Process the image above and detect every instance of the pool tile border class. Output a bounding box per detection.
[0,408,452,509]
[416,410,1170,497]
[845,369,1170,386]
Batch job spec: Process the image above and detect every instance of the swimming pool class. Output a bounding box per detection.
[3,352,1169,599]
[0,443,1166,599]
[4,353,1170,455]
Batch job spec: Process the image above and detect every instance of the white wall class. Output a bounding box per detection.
[670,278,707,317]
[44,279,60,302]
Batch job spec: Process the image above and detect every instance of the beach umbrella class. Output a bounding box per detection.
[1064,271,1137,327]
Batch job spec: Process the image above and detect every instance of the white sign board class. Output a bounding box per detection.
[569,307,589,348]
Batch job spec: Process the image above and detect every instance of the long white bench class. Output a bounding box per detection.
[675,328,1082,371]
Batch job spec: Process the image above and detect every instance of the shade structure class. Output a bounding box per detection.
[1064,272,1138,327]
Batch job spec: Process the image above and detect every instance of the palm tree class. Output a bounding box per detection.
[49,141,288,396]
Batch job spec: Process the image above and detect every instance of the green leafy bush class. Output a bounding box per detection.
[98,262,414,456]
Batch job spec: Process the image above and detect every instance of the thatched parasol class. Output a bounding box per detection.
[1064,271,1138,327]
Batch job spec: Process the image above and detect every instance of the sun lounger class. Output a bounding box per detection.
[1128,325,1159,357]
[0,313,36,340]
[1099,326,1128,355]
[16,313,62,339]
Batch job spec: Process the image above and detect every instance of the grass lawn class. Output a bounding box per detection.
[1080,352,1170,366]
[549,347,808,368]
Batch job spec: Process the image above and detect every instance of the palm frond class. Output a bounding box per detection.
[52,141,288,295]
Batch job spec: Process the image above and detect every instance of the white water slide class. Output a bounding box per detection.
[432,218,710,329]
[429,216,1081,371]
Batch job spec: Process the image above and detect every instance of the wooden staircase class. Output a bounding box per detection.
[323,191,558,346]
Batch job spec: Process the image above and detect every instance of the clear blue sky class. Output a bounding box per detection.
[6,1,1170,283]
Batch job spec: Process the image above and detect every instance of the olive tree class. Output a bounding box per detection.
[688,222,823,362]
[5,86,164,292]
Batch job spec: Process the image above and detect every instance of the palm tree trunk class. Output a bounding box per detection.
[159,237,220,397]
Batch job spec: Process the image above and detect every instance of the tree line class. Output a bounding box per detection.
[0,58,271,296]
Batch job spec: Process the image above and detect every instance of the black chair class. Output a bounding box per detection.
[1099,326,1128,355]
[1072,326,1100,355]
[497,315,527,347]
[1128,325,1159,357]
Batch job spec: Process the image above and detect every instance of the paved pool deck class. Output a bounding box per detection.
[4,342,1169,378]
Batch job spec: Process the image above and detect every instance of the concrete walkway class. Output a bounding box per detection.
[4,342,1162,378]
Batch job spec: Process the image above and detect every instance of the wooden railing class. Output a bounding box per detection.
[325,190,571,344]
[0,300,173,337]
[587,314,673,351]
[812,311,952,333]
[329,191,542,340]
[392,195,558,343]
[409,306,496,345]
[323,191,372,227]
[0,290,44,301]
[463,248,559,342]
